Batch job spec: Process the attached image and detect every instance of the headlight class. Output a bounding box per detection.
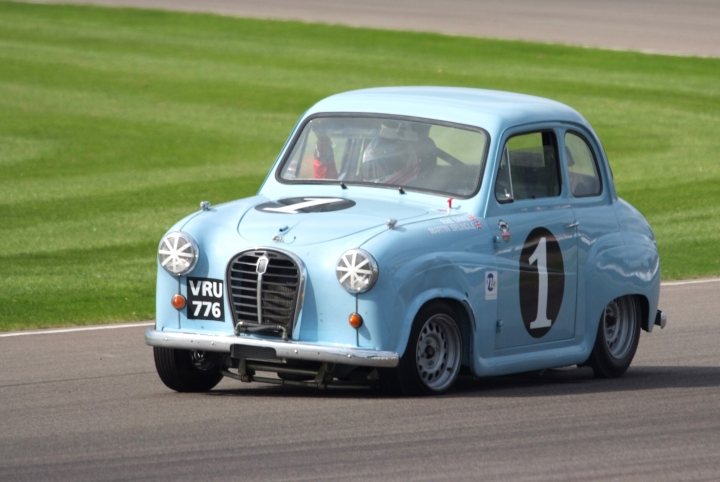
[158,231,198,276]
[336,249,378,294]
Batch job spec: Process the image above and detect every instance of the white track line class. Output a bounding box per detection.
[0,322,153,338]
[2,278,718,338]
[662,278,720,287]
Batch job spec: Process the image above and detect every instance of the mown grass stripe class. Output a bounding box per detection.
[1,1,718,329]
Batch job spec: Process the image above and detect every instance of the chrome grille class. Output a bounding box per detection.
[227,249,302,337]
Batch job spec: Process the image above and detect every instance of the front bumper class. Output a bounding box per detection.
[145,329,399,368]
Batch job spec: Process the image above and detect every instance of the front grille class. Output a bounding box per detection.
[227,249,303,337]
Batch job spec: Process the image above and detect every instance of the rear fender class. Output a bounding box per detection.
[581,232,660,343]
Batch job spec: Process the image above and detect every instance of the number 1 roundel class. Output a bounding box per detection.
[519,227,564,338]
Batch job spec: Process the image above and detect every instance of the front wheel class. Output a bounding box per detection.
[153,347,224,392]
[587,296,641,378]
[382,302,463,395]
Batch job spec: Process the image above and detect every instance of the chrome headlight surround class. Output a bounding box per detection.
[336,249,378,294]
[157,231,199,276]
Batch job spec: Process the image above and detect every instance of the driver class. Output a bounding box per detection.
[361,121,421,184]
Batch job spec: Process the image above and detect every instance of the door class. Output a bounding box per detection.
[488,130,578,350]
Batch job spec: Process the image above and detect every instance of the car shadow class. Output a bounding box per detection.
[447,365,720,398]
[205,365,720,399]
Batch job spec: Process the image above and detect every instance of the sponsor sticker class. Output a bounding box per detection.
[428,214,484,235]
[485,271,498,300]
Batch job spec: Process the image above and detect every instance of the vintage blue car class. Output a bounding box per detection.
[146,87,665,395]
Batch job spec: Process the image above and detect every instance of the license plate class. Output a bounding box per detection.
[186,277,225,321]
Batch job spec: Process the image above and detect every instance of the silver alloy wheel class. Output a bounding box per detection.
[415,313,462,392]
[602,297,637,360]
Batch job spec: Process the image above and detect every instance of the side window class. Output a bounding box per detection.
[565,132,602,197]
[495,131,560,202]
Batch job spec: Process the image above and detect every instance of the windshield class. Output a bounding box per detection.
[278,116,488,198]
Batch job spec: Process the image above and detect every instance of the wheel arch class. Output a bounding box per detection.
[582,292,651,361]
[383,296,472,395]
[585,294,643,377]
[424,297,474,369]
[633,293,651,332]
[392,296,474,370]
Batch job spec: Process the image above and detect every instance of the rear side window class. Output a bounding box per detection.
[565,132,602,197]
[495,131,560,202]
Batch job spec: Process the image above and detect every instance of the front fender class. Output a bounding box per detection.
[363,244,494,358]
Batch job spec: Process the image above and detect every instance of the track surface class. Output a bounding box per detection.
[32,0,720,57]
[1,281,719,480]
[4,1,720,480]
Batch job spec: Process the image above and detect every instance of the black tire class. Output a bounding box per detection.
[153,347,224,392]
[587,296,641,378]
[381,301,463,395]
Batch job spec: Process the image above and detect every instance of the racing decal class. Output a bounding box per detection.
[485,271,498,300]
[428,214,483,234]
[256,197,355,214]
[187,277,224,321]
[468,214,483,229]
[519,228,564,338]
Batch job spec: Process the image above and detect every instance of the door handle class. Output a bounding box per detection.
[566,221,580,229]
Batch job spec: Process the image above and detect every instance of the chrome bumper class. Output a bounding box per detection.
[145,329,399,368]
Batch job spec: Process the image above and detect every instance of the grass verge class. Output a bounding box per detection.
[1,2,719,330]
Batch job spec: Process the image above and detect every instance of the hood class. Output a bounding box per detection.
[237,195,442,246]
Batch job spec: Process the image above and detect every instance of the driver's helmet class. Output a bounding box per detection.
[361,122,419,182]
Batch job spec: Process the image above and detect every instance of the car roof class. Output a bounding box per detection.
[304,86,590,133]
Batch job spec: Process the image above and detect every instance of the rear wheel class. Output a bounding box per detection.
[382,302,463,395]
[153,347,224,392]
[587,297,641,378]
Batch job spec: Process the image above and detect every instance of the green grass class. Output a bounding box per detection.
[1,2,719,330]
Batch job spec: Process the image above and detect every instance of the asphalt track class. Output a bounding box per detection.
[1,280,719,480]
[32,0,720,57]
[4,1,720,480]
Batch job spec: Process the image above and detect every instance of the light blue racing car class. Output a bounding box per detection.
[146,87,666,395]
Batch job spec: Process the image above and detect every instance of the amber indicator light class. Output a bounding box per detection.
[171,294,186,310]
[348,312,363,329]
